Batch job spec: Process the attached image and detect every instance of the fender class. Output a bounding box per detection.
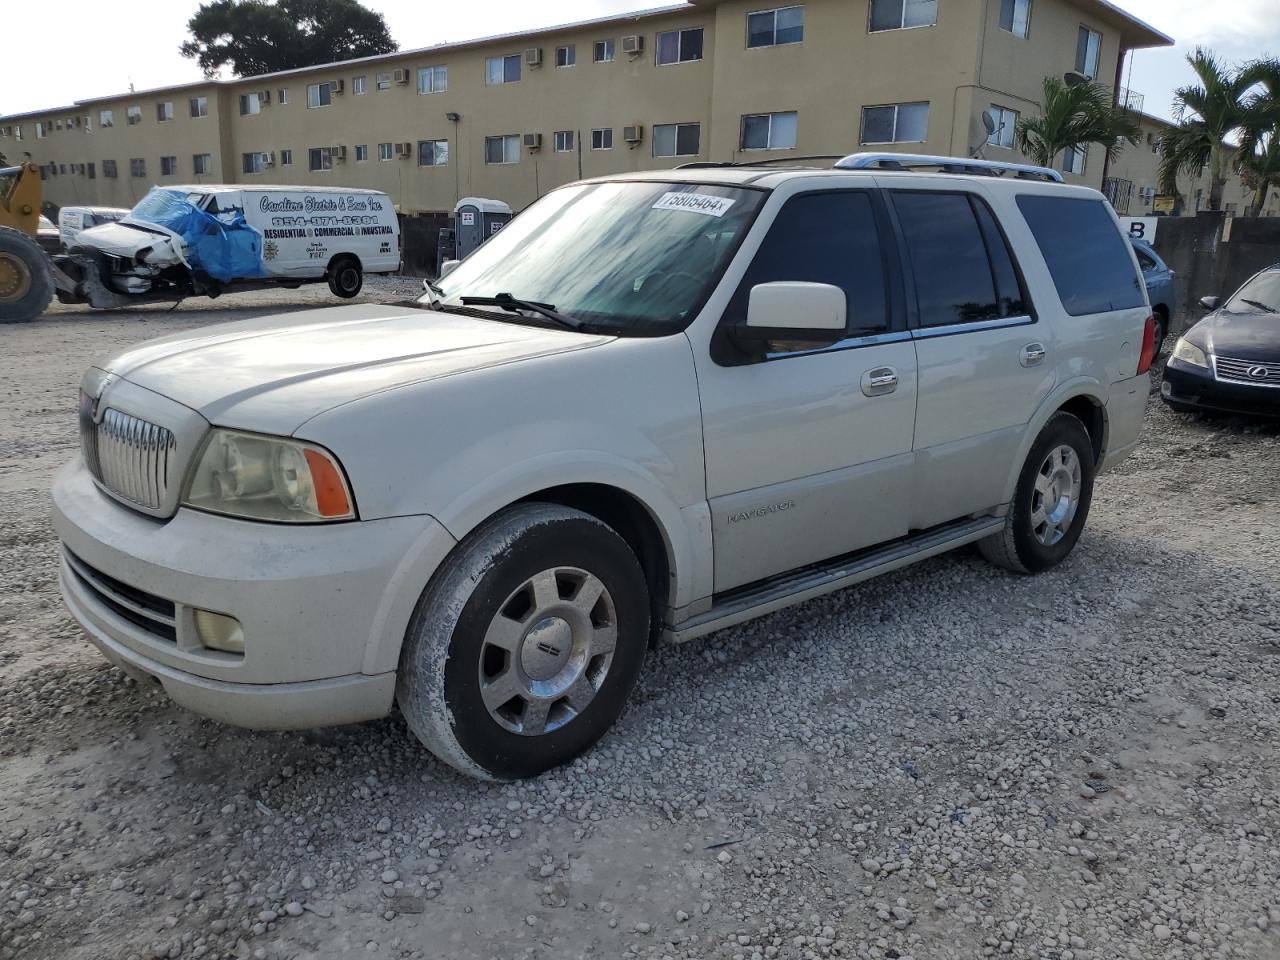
[998,376,1109,504]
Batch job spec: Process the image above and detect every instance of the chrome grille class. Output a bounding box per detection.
[82,406,177,510]
[1214,356,1280,387]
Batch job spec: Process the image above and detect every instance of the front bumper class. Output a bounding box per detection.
[52,457,457,730]
[1162,360,1280,418]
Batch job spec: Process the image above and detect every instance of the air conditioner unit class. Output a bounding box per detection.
[263,151,276,166]
[623,125,643,143]
[523,132,542,150]
[524,47,543,66]
[259,89,271,104]
[331,79,345,95]
[621,34,643,55]
[393,68,410,85]
[394,141,411,157]
[332,144,347,160]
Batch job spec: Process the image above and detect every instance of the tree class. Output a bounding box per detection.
[180,0,398,78]
[1015,77,1139,170]
[1158,48,1275,211]
[1236,59,1280,216]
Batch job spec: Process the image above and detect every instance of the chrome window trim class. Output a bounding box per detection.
[764,328,911,360]
[911,314,1034,339]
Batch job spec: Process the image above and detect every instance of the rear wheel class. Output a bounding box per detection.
[0,227,54,323]
[1151,309,1168,359]
[327,256,363,299]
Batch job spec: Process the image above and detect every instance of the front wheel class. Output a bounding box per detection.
[0,226,54,323]
[326,256,363,298]
[979,412,1096,574]
[397,504,650,780]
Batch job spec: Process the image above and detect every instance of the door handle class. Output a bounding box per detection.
[861,366,898,397]
[1020,342,1046,367]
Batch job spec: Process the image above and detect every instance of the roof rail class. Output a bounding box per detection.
[834,152,1063,183]
[675,155,845,170]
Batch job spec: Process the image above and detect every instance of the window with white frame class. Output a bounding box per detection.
[355,144,369,162]
[653,122,701,157]
[1063,144,1087,175]
[594,39,615,62]
[242,152,265,174]
[741,111,798,150]
[307,83,332,108]
[160,155,177,175]
[747,6,804,47]
[127,105,142,124]
[238,93,260,116]
[376,72,392,90]
[418,139,449,166]
[418,65,447,94]
[280,149,293,165]
[99,110,114,127]
[1075,26,1102,78]
[987,105,1018,148]
[554,130,575,152]
[486,55,521,84]
[189,96,208,118]
[308,147,334,171]
[278,88,289,104]
[869,0,937,31]
[353,75,367,95]
[860,101,929,143]
[129,158,146,177]
[193,153,212,175]
[656,27,704,64]
[34,121,47,138]
[591,127,613,150]
[156,102,174,122]
[999,0,1030,37]
[556,45,576,67]
[485,134,521,164]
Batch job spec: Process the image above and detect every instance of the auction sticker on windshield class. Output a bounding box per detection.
[652,192,737,217]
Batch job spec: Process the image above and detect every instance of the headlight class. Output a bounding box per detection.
[183,429,356,522]
[1171,337,1208,368]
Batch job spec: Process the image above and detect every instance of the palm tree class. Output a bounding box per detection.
[1158,49,1275,210]
[1014,76,1140,170]
[1237,59,1280,216]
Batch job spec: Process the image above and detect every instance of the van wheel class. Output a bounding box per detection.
[979,412,1096,574]
[0,227,54,323]
[327,256,363,298]
[397,504,649,780]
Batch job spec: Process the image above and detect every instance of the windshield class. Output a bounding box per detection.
[430,181,765,335]
[1225,271,1280,315]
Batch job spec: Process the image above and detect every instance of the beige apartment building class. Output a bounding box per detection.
[1,0,1172,217]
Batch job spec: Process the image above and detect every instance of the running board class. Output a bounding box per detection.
[663,515,1005,644]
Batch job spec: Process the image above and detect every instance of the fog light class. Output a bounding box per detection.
[194,609,245,654]
[1160,381,1172,396]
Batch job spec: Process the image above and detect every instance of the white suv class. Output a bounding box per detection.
[53,154,1156,780]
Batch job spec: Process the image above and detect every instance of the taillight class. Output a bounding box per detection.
[1137,314,1157,374]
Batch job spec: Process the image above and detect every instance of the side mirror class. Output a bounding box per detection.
[1199,295,1219,311]
[439,259,461,279]
[737,281,847,342]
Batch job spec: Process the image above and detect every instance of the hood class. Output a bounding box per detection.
[1189,309,1280,363]
[75,220,179,259]
[100,303,612,435]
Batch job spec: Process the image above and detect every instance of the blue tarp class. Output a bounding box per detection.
[126,188,264,283]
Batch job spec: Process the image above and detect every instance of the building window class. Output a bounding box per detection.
[999,0,1030,37]
[239,93,261,116]
[653,122,701,157]
[34,121,47,139]
[1063,144,1087,175]
[127,106,142,125]
[594,39,615,62]
[486,54,521,85]
[280,149,293,165]
[869,0,937,31]
[242,152,265,174]
[160,155,178,176]
[157,102,174,122]
[554,130,575,152]
[376,72,392,91]
[353,75,367,95]
[1075,26,1102,78]
[418,139,449,166]
[747,6,804,48]
[987,105,1018,148]
[418,65,447,94]
[378,142,394,161]
[656,27,704,64]
[278,88,290,105]
[189,96,208,118]
[307,83,332,108]
[355,144,369,162]
[193,153,212,175]
[556,45,576,67]
[860,101,929,143]
[103,159,117,178]
[87,162,96,179]
[99,110,114,128]
[591,127,613,150]
[130,158,146,177]
[741,111,798,150]
[309,147,334,171]
[485,135,521,164]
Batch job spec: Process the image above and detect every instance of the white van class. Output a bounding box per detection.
[58,206,130,250]
[67,184,400,300]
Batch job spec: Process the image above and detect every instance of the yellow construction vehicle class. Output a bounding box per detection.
[0,162,57,322]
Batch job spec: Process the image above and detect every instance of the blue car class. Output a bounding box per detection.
[1131,237,1176,357]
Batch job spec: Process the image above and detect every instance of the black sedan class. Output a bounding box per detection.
[1162,264,1280,418]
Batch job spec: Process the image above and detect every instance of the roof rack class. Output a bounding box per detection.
[834,152,1063,183]
[675,155,845,170]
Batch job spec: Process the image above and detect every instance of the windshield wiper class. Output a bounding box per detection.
[1238,298,1278,314]
[460,292,585,331]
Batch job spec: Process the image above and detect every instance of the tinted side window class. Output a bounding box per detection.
[1017,196,1146,315]
[892,191,1001,327]
[729,191,891,334]
[1134,248,1157,271]
[972,197,1028,317]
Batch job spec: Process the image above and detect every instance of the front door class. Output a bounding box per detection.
[693,188,918,594]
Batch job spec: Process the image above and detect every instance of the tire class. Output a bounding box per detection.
[397,503,650,780]
[327,256,363,299]
[1151,312,1167,359]
[0,226,55,323]
[979,412,1096,574]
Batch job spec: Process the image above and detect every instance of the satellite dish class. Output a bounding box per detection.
[981,111,997,135]
[1063,71,1090,87]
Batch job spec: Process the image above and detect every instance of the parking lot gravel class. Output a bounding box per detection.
[2,285,1279,960]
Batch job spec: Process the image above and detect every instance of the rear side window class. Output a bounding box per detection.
[1017,196,1145,315]
[892,191,1025,327]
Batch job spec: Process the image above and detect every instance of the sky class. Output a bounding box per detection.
[3,0,1278,121]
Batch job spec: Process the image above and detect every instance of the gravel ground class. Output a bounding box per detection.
[2,286,1279,960]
